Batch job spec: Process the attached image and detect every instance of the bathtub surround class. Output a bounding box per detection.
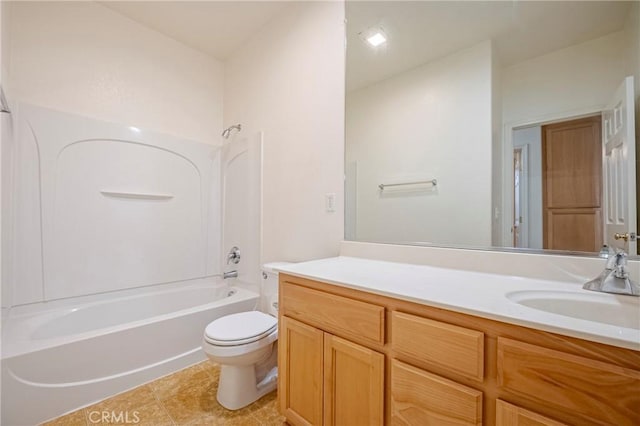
[5,105,223,305]
[222,132,263,295]
[42,361,285,426]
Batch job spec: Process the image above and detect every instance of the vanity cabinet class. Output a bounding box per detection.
[279,286,385,426]
[278,274,640,426]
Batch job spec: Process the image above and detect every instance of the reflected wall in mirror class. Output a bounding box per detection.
[345,0,639,255]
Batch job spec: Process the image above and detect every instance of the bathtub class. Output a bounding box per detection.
[1,278,259,426]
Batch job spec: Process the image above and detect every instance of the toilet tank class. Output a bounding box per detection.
[261,262,292,316]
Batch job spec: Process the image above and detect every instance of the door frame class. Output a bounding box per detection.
[513,145,529,248]
[501,106,605,247]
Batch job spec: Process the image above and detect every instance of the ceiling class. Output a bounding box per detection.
[99,1,632,90]
[100,1,288,60]
[347,1,633,91]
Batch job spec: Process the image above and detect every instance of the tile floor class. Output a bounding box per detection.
[42,361,285,426]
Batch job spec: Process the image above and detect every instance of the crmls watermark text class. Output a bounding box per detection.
[88,410,140,424]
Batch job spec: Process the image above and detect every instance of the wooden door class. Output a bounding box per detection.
[279,316,324,426]
[323,334,384,426]
[542,115,602,252]
[496,400,567,426]
[603,76,637,254]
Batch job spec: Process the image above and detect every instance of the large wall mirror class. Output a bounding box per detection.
[345,0,639,256]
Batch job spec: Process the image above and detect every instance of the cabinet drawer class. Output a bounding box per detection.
[496,400,566,426]
[391,359,482,425]
[497,337,640,425]
[391,311,484,381]
[281,282,385,345]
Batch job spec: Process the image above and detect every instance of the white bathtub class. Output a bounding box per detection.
[1,278,259,426]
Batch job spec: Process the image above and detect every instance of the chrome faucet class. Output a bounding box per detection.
[227,246,241,265]
[583,249,639,296]
[223,270,238,279]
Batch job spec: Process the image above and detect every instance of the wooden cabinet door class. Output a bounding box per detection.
[391,359,482,426]
[279,316,324,426]
[324,334,384,426]
[496,400,567,426]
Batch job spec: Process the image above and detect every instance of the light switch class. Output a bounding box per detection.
[325,193,336,212]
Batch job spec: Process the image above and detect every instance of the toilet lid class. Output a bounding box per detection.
[204,311,277,346]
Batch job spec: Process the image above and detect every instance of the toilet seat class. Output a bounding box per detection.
[204,311,277,346]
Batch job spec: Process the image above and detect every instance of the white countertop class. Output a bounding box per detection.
[275,256,640,351]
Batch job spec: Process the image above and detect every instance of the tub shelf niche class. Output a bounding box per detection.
[100,190,174,200]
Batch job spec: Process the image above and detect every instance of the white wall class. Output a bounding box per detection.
[346,41,493,247]
[5,1,223,144]
[224,2,345,264]
[502,31,627,126]
[491,41,503,246]
[513,125,542,249]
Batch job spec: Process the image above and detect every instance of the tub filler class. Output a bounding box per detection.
[1,278,258,426]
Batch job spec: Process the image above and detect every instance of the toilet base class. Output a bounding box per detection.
[216,345,278,410]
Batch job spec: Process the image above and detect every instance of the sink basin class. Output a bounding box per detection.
[506,290,640,329]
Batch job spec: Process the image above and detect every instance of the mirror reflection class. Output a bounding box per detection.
[345,0,639,255]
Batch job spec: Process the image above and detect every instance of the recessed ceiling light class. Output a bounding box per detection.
[366,32,387,47]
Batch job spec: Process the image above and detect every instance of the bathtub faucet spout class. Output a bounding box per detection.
[223,270,238,280]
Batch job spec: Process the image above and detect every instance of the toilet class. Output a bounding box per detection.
[202,263,288,410]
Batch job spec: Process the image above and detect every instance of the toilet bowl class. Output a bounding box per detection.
[202,263,289,410]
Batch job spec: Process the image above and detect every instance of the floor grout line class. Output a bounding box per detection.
[150,384,177,426]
